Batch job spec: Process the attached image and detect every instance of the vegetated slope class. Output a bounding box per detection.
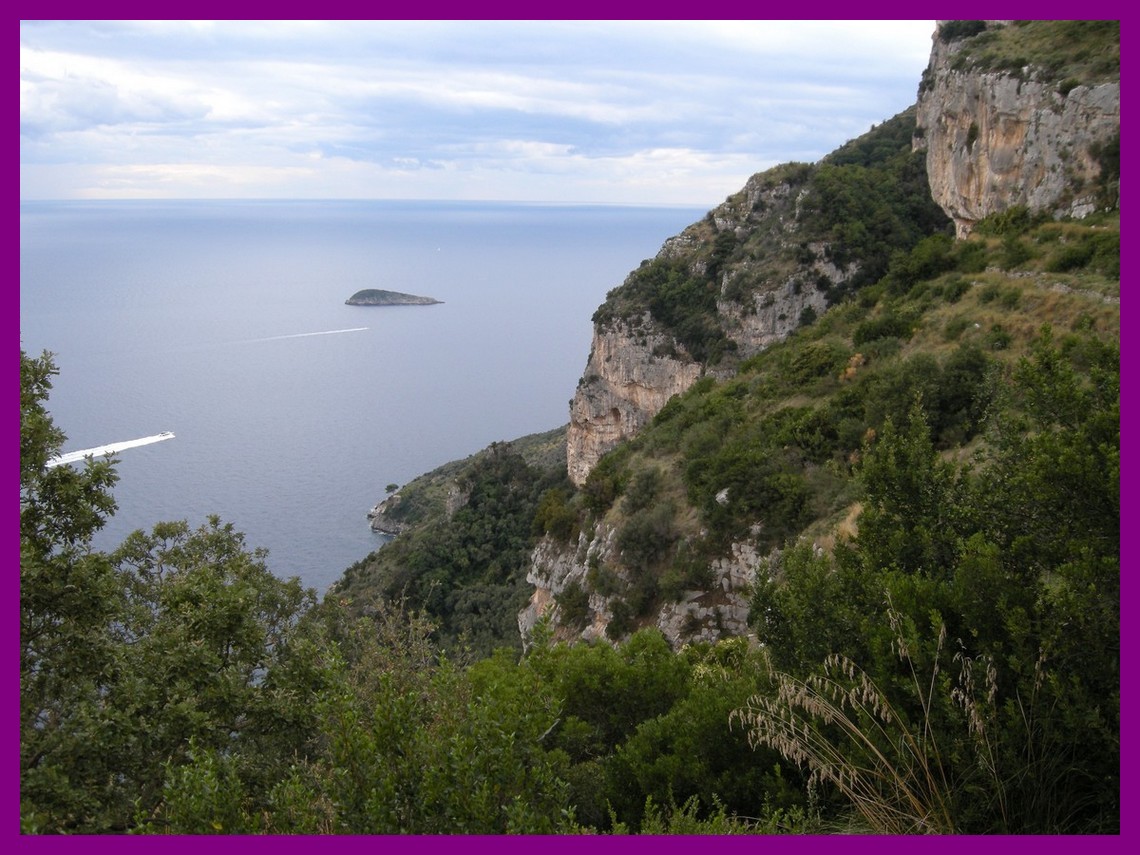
[591,108,951,368]
[335,117,1119,657]
[335,202,1120,833]
[336,111,952,652]
[553,209,1118,644]
[335,427,572,657]
[933,19,1119,83]
[565,109,952,486]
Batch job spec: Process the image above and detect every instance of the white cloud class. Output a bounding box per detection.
[19,20,937,205]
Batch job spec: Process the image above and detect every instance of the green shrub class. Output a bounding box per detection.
[624,467,663,515]
[953,240,989,273]
[943,316,971,341]
[975,205,1038,237]
[606,598,636,639]
[986,324,1012,350]
[788,339,850,385]
[559,581,591,629]
[617,503,677,570]
[1000,235,1033,268]
[534,488,579,542]
[938,20,987,43]
[942,276,970,303]
[853,312,914,346]
[1046,241,1095,273]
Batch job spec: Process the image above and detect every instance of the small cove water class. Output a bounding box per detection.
[20,199,704,592]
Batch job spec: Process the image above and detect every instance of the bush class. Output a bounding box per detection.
[788,339,850,385]
[559,581,591,629]
[853,312,914,346]
[1000,235,1033,269]
[942,276,970,303]
[534,488,579,542]
[623,468,662,515]
[938,20,987,43]
[974,205,1037,237]
[1043,229,1120,278]
[617,503,677,570]
[943,316,971,341]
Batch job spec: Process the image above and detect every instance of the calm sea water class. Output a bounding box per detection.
[19,200,704,592]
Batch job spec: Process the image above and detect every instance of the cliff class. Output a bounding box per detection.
[566,20,1120,488]
[566,121,936,485]
[915,21,1120,238]
[566,319,703,486]
[542,18,1119,648]
[336,21,1119,658]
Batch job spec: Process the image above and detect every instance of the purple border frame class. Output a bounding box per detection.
[9,2,1130,851]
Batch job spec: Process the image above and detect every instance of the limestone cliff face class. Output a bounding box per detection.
[718,274,831,359]
[520,528,762,650]
[566,318,702,486]
[519,528,617,647]
[566,169,852,486]
[916,21,1120,237]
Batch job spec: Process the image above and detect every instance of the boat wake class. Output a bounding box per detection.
[247,327,369,343]
[46,431,176,468]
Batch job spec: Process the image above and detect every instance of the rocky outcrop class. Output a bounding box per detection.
[520,527,763,650]
[566,165,859,486]
[566,318,703,486]
[916,22,1120,237]
[655,542,761,646]
[519,527,619,646]
[718,274,831,360]
[367,482,468,536]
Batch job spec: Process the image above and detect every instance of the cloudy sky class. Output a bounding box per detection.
[20,20,937,207]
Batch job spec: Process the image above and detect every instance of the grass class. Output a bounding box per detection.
[733,614,958,834]
[948,21,1119,84]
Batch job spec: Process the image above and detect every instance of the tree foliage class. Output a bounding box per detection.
[742,328,1119,832]
[20,351,327,832]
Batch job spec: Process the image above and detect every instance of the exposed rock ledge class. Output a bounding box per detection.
[346,288,443,306]
[519,528,762,650]
[566,317,703,487]
[916,24,1119,237]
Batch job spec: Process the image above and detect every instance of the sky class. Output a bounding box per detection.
[20,20,938,207]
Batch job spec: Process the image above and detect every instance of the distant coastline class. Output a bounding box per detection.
[345,288,442,306]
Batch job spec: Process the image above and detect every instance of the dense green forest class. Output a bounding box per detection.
[20,20,1119,833]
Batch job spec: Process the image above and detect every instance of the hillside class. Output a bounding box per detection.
[335,19,1119,658]
[330,22,1118,831]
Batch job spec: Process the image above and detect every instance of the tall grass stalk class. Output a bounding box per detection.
[733,600,957,834]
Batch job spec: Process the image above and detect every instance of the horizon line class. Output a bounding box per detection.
[19,196,715,210]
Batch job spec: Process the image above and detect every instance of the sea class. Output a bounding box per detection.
[19,199,706,593]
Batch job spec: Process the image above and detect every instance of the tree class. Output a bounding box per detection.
[737,328,1119,833]
[21,350,123,831]
[20,350,327,833]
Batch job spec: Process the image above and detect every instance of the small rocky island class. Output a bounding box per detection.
[345,288,442,306]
